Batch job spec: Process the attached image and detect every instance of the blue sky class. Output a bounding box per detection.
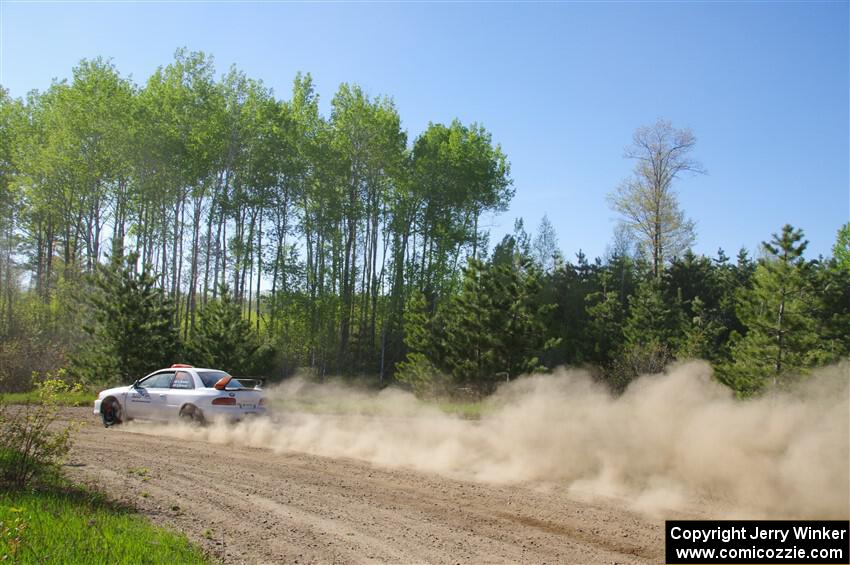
[1,1,847,260]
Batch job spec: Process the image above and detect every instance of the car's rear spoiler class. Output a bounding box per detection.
[234,378,265,390]
[213,376,265,391]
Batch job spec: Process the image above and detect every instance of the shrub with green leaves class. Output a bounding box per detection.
[0,377,80,488]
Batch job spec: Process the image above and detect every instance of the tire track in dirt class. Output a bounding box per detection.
[63,409,665,564]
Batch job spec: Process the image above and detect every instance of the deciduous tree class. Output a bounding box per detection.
[608,119,705,278]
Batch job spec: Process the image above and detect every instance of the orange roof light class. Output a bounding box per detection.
[171,363,194,368]
[213,376,232,390]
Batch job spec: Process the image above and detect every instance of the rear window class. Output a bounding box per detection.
[197,370,244,389]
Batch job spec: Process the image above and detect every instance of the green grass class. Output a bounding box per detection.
[0,485,210,564]
[0,388,94,407]
[434,400,487,419]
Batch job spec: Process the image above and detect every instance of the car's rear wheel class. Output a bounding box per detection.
[179,404,205,426]
[101,397,123,427]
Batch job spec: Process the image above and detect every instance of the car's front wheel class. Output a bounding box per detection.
[101,397,123,427]
[179,404,205,426]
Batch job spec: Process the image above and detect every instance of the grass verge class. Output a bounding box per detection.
[0,482,209,563]
[0,388,93,407]
[434,400,487,419]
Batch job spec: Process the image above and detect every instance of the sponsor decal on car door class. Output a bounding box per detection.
[165,371,195,418]
[128,382,152,418]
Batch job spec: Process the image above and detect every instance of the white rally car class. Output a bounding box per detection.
[93,364,267,427]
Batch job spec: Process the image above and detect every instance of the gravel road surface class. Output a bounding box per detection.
[63,408,670,564]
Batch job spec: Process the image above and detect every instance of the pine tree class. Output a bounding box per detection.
[71,252,179,384]
[624,278,683,351]
[439,258,496,388]
[809,255,850,364]
[542,250,604,366]
[609,277,684,389]
[436,253,556,392]
[664,251,731,362]
[189,286,269,375]
[586,284,627,366]
[722,225,818,395]
[490,259,558,380]
[395,290,444,395]
[678,296,725,360]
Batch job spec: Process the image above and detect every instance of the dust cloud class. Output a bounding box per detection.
[133,361,849,518]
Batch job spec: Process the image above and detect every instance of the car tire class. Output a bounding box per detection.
[179,404,205,426]
[101,397,123,427]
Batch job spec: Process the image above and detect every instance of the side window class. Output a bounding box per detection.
[137,374,157,389]
[171,371,194,390]
[140,372,174,389]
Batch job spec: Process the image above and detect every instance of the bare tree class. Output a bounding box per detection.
[608,119,706,278]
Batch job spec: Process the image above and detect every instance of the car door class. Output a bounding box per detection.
[147,371,175,420]
[163,370,195,419]
[128,372,174,420]
[127,373,155,419]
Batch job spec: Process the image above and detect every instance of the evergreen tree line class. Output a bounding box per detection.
[397,220,850,397]
[0,51,847,397]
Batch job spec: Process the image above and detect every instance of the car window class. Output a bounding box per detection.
[197,370,243,389]
[171,371,194,390]
[139,372,174,389]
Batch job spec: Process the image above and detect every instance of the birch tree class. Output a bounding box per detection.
[608,119,705,278]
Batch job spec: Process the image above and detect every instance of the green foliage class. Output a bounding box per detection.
[408,119,514,296]
[432,251,557,392]
[394,290,449,395]
[0,387,93,408]
[189,287,272,375]
[0,377,80,488]
[401,290,432,355]
[810,256,850,361]
[434,258,498,388]
[395,352,447,398]
[580,252,634,366]
[721,225,819,395]
[678,296,726,360]
[71,253,179,385]
[833,222,850,275]
[488,253,559,380]
[586,287,627,365]
[663,251,736,362]
[0,487,208,563]
[3,53,850,400]
[1,52,520,383]
[600,278,683,390]
[624,278,683,351]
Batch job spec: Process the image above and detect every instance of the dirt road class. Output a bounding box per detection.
[64,408,668,564]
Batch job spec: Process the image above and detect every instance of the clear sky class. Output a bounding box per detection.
[1,1,847,261]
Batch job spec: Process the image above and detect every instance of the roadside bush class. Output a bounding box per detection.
[0,376,81,488]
